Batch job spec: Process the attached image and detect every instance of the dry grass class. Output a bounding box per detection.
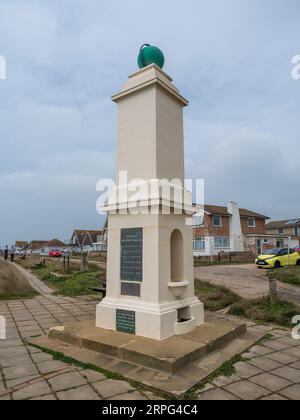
[0,258,37,300]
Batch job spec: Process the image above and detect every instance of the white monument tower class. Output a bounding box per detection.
[96,45,204,340]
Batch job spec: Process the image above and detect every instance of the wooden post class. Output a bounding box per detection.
[81,252,88,273]
[269,277,278,304]
[63,255,70,272]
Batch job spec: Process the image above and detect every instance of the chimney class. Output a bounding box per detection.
[227,201,244,252]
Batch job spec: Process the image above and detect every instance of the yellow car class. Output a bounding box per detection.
[256,248,300,269]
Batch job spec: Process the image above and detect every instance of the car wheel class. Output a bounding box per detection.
[274,260,281,269]
[297,260,300,266]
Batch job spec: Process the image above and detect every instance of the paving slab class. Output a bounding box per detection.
[48,371,87,392]
[249,372,292,392]
[224,380,269,400]
[197,388,239,400]
[108,391,147,400]
[234,361,263,379]
[12,380,52,400]
[271,366,300,383]
[92,379,134,399]
[279,384,300,400]
[80,369,106,383]
[260,394,287,400]
[3,363,38,380]
[247,357,283,371]
[36,360,67,375]
[57,384,100,400]
[265,352,298,364]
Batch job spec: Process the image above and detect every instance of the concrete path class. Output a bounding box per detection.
[0,295,157,400]
[12,263,53,295]
[194,264,300,304]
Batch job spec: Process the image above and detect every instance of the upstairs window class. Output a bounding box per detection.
[294,227,299,236]
[278,228,284,234]
[193,214,204,228]
[247,218,256,228]
[212,215,222,227]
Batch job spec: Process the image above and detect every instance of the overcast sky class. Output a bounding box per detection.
[0,0,299,246]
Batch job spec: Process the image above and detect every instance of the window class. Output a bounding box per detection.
[247,218,256,228]
[214,237,230,249]
[212,215,222,227]
[193,214,204,227]
[294,227,299,236]
[278,228,284,234]
[263,239,269,244]
[194,237,205,251]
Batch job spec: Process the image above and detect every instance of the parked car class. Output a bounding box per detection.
[256,248,300,269]
[48,250,63,258]
[294,245,300,254]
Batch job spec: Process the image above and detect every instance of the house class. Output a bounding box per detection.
[15,241,28,250]
[28,240,49,254]
[28,239,67,255]
[40,239,67,255]
[70,229,105,252]
[193,201,271,256]
[266,219,300,249]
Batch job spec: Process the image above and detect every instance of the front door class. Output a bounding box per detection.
[256,239,262,255]
[277,239,284,249]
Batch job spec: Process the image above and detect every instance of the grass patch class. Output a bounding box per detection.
[195,279,240,311]
[32,264,106,296]
[229,297,299,327]
[267,266,300,287]
[16,256,106,297]
[0,259,38,300]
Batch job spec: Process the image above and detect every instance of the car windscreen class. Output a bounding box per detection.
[263,248,280,255]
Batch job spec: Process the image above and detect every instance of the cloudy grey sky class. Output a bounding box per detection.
[0,0,299,246]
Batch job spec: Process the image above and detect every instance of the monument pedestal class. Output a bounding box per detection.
[96,63,205,340]
[30,316,257,397]
[96,212,204,340]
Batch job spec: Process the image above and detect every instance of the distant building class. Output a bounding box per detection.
[28,240,49,254]
[193,201,272,256]
[40,239,67,255]
[28,239,67,254]
[70,229,106,252]
[15,241,28,250]
[266,219,300,249]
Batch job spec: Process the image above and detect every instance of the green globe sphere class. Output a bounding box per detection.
[138,44,165,69]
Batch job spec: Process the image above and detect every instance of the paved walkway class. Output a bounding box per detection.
[196,312,300,400]
[0,295,157,400]
[13,263,53,295]
[0,295,299,400]
[194,264,300,304]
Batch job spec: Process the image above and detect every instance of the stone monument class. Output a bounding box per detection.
[96,45,204,340]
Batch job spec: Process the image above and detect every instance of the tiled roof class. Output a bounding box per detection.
[45,239,66,247]
[267,219,300,229]
[201,205,269,219]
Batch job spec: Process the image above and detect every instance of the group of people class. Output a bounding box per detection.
[4,246,15,262]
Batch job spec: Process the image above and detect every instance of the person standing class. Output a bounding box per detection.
[10,247,15,262]
[4,246,8,261]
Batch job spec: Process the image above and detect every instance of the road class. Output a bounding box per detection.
[194,264,300,304]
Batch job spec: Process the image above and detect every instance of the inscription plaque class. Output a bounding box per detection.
[120,228,143,282]
[116,309,136,334]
